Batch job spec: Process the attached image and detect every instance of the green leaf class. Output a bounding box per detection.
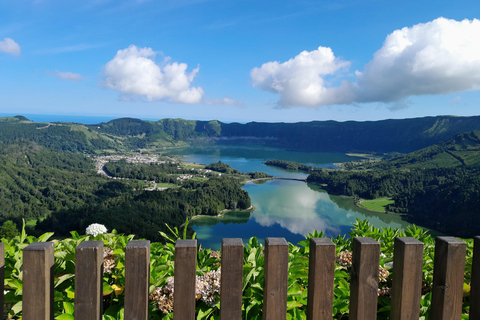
[10,301,22,315]
[63,301,75,315]
[55,274,75,288]
[103,282,114,296]
[20,219,26,243]
[38,232,55,242]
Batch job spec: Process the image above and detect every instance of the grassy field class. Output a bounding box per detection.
[156,183,175,188]
[359,197,394,212]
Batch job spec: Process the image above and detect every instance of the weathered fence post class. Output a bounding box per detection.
[307,238,335,320]
[470,236,480,319]
[23,242,55,320]
[0,243,4,318]
[430,236,466,320]
[263,237,288,320]
[349,237,380,320]
[220,238,244,320]
[125,240,150,320]
[75,241,104,320]
[390,237,424,320]
[173,239,197,320]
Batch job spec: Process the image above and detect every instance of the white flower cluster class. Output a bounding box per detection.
[85,223,107,236]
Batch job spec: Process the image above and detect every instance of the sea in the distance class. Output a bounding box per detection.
[167,145,415,250]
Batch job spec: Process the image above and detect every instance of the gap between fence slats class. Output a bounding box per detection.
[470,236,480,319]
[0,243,4,318]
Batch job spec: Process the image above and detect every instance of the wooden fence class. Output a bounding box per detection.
[3,235,480,319]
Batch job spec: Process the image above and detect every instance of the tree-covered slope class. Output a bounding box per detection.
[218,116,480,153]
[306,130,480,236]
[4,115,480,153]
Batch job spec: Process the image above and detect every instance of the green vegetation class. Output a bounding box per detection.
[204,161,241,174]
[35,177,251,241]
[247,171,273,179]
[307,131,480,237]
[0,140,251,241]
[2,220,476,319]
[264,159,322,172]
[5,114,480,154]
[359,198,394,212]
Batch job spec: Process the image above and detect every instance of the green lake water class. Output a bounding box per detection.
[167,145,415,250]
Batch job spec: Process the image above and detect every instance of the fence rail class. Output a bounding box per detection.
[2,235,478,319]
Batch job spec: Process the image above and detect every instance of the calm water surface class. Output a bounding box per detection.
[168,145,414,250]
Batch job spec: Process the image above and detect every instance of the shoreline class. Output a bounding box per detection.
[189,205,255,222]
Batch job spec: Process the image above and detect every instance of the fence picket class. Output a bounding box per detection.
[75,241,104,320]
[431,236,467,320]
[307,238,335,320]
[23,242,55,320]
[173,239,197,320]
[14,235,478,319]
[263,237,289,320]
[220,238,244,320]
[349,237,380,320]
[390,237,424,320]
[125,240,150,320]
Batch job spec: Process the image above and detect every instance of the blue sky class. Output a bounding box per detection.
[1,0,480,123]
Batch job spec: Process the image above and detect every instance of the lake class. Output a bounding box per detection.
[167,144,414,250]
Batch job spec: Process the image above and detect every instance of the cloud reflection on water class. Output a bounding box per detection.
[249,180,344,236]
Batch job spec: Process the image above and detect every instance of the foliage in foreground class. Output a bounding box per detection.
[2,220,475,319]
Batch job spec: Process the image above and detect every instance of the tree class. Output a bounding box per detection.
[0,220,19,239]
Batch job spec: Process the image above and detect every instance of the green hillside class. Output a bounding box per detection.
[4,114,480,154]
[307,130,480,237]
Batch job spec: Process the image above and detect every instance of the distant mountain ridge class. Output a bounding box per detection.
[3,115,480,153]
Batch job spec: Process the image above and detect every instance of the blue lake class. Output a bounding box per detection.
[168,145,414,250]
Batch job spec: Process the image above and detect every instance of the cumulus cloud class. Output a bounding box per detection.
[251,46,352,107]
[251,17,480,108]
[356,17,480,103]
[47,70,87,81]
[101,45,203,103]
[0,38,21,56]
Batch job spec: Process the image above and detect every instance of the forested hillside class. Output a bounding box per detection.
[0,139,251,240]
[4,114,480,238]
[306,131,480,236]
[4,115,480,154]
[35,177,251,241]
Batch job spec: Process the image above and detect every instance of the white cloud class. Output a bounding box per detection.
[356,17,480,103]
[47,70,87,81]
[101,45,203,103]
[205,97,244,106]
[251,18,480,108]
[251,46,352,107]
[448,96,461,105]
[0,38,21,56]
